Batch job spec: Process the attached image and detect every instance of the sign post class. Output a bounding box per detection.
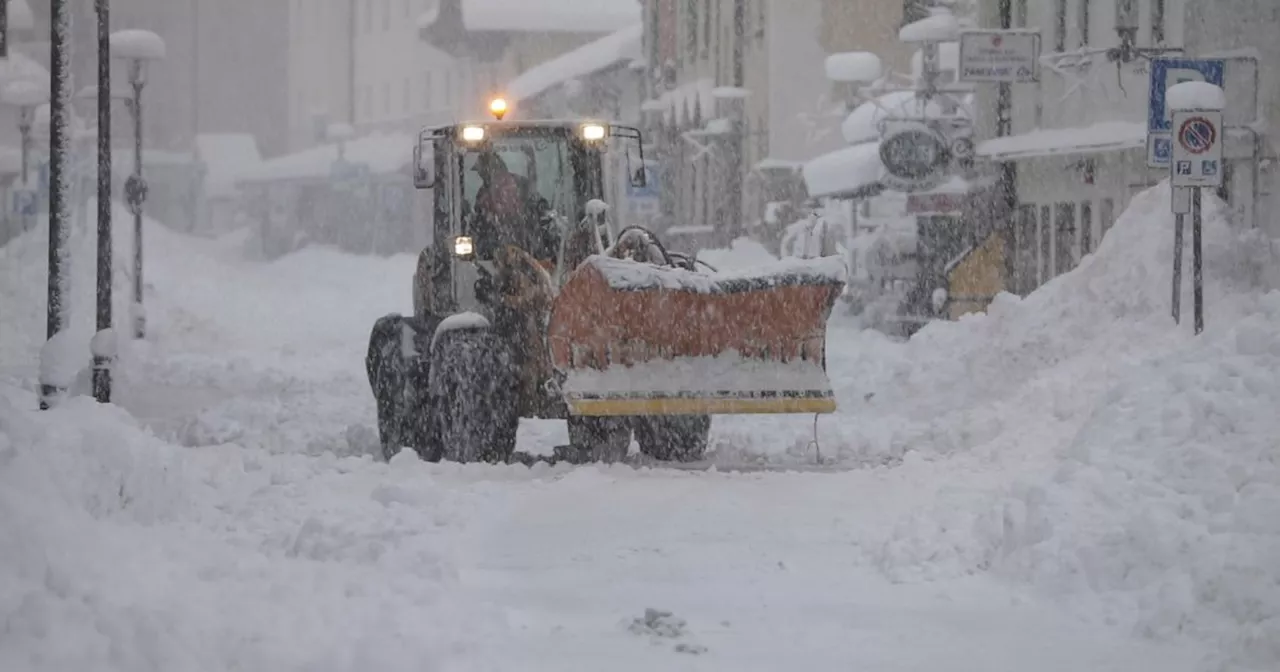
[1168,82,1225,336]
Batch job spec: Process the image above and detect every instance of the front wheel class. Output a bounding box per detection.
[428,328,519,464]
[567,416,631,463]
[632,415,711,462]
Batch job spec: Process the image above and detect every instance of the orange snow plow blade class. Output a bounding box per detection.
[546,255,846,416]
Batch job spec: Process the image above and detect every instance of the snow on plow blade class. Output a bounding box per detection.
[547,255,846,416]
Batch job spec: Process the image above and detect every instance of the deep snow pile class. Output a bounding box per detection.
[835,182,1279,670]
[0,395,507,671]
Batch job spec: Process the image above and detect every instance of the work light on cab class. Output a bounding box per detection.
[488,97,508,120]
[461,125,485,142]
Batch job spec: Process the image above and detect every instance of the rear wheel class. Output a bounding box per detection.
[428,328,519,464]
[566,416,631,463]
[633,415,711,462]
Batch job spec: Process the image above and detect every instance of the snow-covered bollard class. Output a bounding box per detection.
[39,330,81,409]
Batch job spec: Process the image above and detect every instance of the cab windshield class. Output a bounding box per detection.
[460,130,577,261]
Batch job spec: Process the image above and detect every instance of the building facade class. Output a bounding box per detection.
[971,0,1278,295]
[641,0,911,247]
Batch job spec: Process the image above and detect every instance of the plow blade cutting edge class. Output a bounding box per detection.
[547,254,847,416]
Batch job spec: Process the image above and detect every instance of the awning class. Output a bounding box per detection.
[976,121,1146,161]
[802,142,885,200]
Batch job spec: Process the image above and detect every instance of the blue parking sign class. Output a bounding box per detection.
[1149,59,1224,133]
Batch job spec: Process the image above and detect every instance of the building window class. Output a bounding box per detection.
[1152,0,1166,44]
[1080,200,1093,254]
[382,82,391,116]
[404,0,412,18]
[757,0,765,39]
[1078,0,1090,46]
[364,0,373,33]
[1100,198,1115,239]
[1014,0,1028,28]
[403,77,411,114]
[702,0,711,57]
[1054,202,1076,276]
[422,71,433,109]
[686,0,698,60]
[382,0,391,30]
[1053,0,1066,51]
[1039,204,1051,280]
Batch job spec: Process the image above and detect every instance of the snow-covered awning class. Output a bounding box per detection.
[842,90,971,145]
[461,0,638,33]
[975,121,1146,161]
[237,132,412,185]
[506,24,642,103]
[802,142,884,200]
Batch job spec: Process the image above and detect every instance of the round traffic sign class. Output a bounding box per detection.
[1177,116,1216,155]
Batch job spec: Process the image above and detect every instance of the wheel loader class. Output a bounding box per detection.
[365,100,848,466]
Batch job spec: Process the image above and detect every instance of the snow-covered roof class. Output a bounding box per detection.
[975,121,1146,161]
[237,132,413,184]
[461,0,639,33]
[196,134,262,198]
[842,90,969,145]
[802,141,884,200]
[506,24,642,103]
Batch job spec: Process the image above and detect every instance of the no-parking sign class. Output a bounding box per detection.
[1170,109,1223,189]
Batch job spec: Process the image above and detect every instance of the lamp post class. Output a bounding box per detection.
[109,28,164,340]
[1,78,46,234]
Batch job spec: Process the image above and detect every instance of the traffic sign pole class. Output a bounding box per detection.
[1173,212,1183,325]
[1192,187,1203,335]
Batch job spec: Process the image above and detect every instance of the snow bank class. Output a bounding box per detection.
[694,237,780,272]
[843,182,1280,669]
[0,393,506,671]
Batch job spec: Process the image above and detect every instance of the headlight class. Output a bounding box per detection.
[454,236,474,257]
[581,123,606,141]
[461,125,485,142]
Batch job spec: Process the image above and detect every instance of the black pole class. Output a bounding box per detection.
[1172,211,1183,324]
[1192,186,1203,335]
[93,0,113,403]
[996,0,1018,292]
[132,78,145,339]
[0,0,7,59]
[42,0,71,410]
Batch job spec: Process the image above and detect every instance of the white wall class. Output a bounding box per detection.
[765,0,840,163]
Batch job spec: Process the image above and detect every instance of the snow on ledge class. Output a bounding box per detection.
[110,29,167,61]
[583,254,847,294]
[975,121,1146,161]
[825,52,883,84]
[1167,81,1226,111]
[899,12,959,43]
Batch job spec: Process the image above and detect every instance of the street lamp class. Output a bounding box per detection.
[109,28,165,340]
[0,77,46,232]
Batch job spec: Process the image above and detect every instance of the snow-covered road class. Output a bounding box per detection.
[3,189,1278,670]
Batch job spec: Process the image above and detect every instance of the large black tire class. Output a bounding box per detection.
[566,416,632,463]
[428,327,519,464]
[366,314,437,462]
[632,415,712,462]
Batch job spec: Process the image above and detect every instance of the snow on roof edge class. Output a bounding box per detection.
[506,23,643,102]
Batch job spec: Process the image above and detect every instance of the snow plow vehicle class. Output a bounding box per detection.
[365,100,847,466]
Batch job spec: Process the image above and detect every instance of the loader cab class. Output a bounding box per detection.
[412,114,646,316]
